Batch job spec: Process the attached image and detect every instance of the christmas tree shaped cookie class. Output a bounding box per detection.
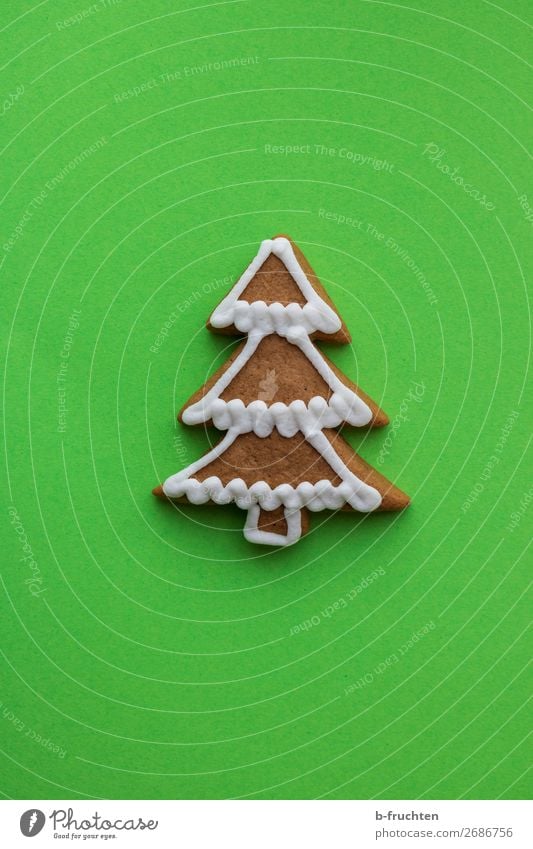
[153,236,409,546]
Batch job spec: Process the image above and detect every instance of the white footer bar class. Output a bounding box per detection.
[1,800,531,848]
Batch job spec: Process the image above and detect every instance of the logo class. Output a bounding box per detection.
[258,369,278,401]
[20,809,45,837]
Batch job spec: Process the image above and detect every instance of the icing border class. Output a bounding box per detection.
[209,237,342,334]
[200,397,368,436]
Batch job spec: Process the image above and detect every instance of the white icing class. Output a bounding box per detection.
[209,237,341,334]
[161,427,382,513]
[182,329,373,429]
[243,504,302,546]
[164,474,381,513]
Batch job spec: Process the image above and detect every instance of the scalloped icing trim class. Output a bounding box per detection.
[163,476,380,513]
[161,428,382,513]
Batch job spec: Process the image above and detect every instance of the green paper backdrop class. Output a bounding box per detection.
[1,0,531,800]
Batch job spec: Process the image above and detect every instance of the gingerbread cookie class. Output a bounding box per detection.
[153,236,409,546]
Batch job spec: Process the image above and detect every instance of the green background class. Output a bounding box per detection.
[1,0,531,800]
